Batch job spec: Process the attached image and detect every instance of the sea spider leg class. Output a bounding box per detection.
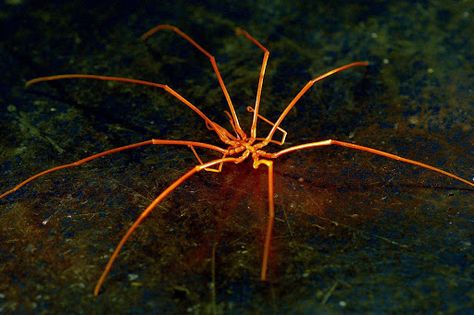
[252,159,275,280]
[257,140,473,279]
[141,24,246,140]
[264,61,369,144]
[188,145,227,173]
[235,27,269,142]
[25,75,237,144]
[246,106,287,145]
[264,139,474,188]
[223,110,239,135]
[93,157,240,296]
[0,139,226,200]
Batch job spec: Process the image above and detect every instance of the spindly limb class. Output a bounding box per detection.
[268,139,474,188]
[264,62,369,144]
[188,145,226,172]
[25,74,236,144]
[0,139,226,200]
[253,159,275,280]
[235,27,270,141]
[93,157,239,296]
[246,106,287,145]
[140,24,246,140]
[223,110,239,135]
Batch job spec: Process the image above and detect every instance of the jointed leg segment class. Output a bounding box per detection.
[93,157,239,296]
[265,61,369,143]
[246,106,287,145]
[141,24,246,140]
[235,27,270,140]
[189,145,226,173]
[270,139,474,188]
[0,139,226,200]
[253,159,275,280]
[25,75,236,144]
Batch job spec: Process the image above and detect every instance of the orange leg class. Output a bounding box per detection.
[235,28,270,141]
[188,145,227,173]
[0,139,226,200]
[268,139,474,188]
[25,75,236,144]
[265,62,369,143]
[246,106,287,145]
[141,24,246,140]
[253,159,275,280]
[93,157,239,296]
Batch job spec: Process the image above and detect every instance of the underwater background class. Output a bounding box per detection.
[0,0,473,314]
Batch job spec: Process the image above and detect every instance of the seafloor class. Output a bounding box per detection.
[0,1,473,314]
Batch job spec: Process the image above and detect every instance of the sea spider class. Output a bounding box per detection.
[1,24,473,296]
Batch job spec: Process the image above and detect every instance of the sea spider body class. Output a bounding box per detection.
[1,24,472,296]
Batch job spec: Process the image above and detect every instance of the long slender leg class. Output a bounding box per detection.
[0,139,226,200]
[93,157,239,295]
[264,62,369,144]
[26,75,236,144]
[267,139,474,188]
[253,159,275,280]
[235,28,270,141]
[140,24,246,140]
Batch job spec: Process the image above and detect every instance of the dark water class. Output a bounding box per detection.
[0,1,473,314]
